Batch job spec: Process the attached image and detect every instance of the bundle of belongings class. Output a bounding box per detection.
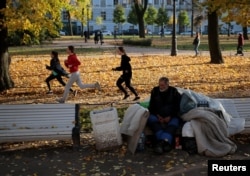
[120,104,150,154]
[178,88,245,157]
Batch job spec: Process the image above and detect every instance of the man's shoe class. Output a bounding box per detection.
[46,90,53,94]
[123,94,130,100]
[153,143,163,155]
[162,141,172,152]
[95,82,101,91]
[133,96,140,101]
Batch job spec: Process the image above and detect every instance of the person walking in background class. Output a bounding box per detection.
[56,46,101,103]
[112,47,140,101]
[94,30,100,44]
[100,31,104,45]
[193,32,200,56]
[235,33,244,56]
[146,77,181,154]
[45,51,75,95]
[83,31,88,43]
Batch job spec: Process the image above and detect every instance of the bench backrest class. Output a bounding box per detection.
[217,98,250,133]
[0,104,78,143]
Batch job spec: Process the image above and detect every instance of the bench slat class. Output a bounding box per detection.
[217,98,250,133]
[0,104,79,144]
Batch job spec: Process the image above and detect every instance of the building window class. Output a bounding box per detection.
[101,11,106,20]
[167,0,171,5]
[101,0,106,7]
[179,0,184,5]
[154,0,159,5]
[122,0,127,7]
[62,11,68,20]
[114,0,118,5]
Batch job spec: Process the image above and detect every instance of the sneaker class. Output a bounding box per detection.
[95,82,101,91]
[153,143,164,155]
[123,94,130,100]
[162,140,172,152]
[46,90,53,94]
[133,96,140,101]
[56,98,65,103]
[73,90,77,97]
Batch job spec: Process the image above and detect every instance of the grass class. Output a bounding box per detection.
[8,34,249,55]
[9,46,108,55]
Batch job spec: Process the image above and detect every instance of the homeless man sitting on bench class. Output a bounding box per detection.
[147,77,181,154]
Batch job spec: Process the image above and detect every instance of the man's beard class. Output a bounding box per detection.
[159,87,168,92]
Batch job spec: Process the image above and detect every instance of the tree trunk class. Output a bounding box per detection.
[0,0,14,92]
[67,11,73,36]
[137,13,145,38]
[207,11,224,64]
[134,0,147,38]
[242,26,249,40]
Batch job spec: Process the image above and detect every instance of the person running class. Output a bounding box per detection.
[45,51,76,95]
[56,46,101,103]
[112,46,140,101]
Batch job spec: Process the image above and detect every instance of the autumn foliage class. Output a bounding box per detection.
[1,54,249,104]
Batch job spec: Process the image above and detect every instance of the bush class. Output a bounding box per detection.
[79,106,128,132]
[123,38,152,46]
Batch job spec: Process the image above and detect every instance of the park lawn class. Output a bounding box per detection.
[8,35,249,55]
[1,54,249,105]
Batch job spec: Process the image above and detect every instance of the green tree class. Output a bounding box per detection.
[144,5,157,34]
[133,0,148,38]
[0,0,67,91]
[113,5,126,34]
[155,7,169,31]
[70,0,92,36]
[96,16,103,29]
[178,10,190,34]
[127,5,138,26]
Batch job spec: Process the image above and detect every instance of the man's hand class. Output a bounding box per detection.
[157,114,171,124]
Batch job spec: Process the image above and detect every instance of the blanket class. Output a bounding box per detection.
[181,107,237,157]
[120,104,149,154]
[120,104,149,136]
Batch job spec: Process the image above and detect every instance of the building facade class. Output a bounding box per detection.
[62,0,243,35]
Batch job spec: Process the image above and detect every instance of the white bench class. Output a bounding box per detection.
[0,104,81,148]
[217,98,250,133]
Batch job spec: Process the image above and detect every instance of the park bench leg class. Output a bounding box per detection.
[72,104,81,150]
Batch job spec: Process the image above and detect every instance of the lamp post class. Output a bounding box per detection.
[191,0,194,37]
[171,0,177,56]
[87,5,90,39]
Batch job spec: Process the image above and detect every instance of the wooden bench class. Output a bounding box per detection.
[0,104,81,148]
[216,98,250,133]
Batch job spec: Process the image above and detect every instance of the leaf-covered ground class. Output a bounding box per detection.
[1,54,250,105]
[1,54,250,175]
